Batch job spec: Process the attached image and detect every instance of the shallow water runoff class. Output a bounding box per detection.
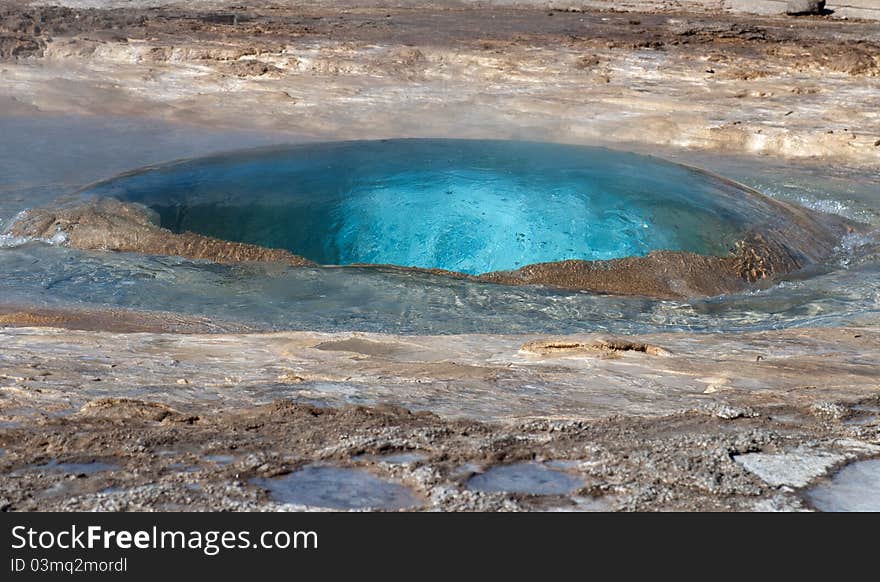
[0,116,878,335]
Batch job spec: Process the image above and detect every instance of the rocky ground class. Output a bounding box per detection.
[0,1,878,165]
[1,394,878,512]
[0,1,878,511]
[0,322,878,511]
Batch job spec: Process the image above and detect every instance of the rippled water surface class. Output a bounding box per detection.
[1,115,878,334]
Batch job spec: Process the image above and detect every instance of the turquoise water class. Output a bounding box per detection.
[87,140,779,274]
[1,117,878,335]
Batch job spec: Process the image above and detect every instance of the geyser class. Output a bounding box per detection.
[83,139,798,275]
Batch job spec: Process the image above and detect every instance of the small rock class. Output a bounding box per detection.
[735,448,845,487]
[785,0,826,15]
[705,403,757,420]
[276,373,304,384]
[223,59,279,78]
[809,401,849,420]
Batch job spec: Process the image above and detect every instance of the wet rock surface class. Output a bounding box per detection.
[5,199,315,268]
[0,2,877,165]
[1,325,878,420]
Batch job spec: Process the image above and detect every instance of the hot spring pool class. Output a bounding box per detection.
[86,139,775,274]
[1,125,878,335]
